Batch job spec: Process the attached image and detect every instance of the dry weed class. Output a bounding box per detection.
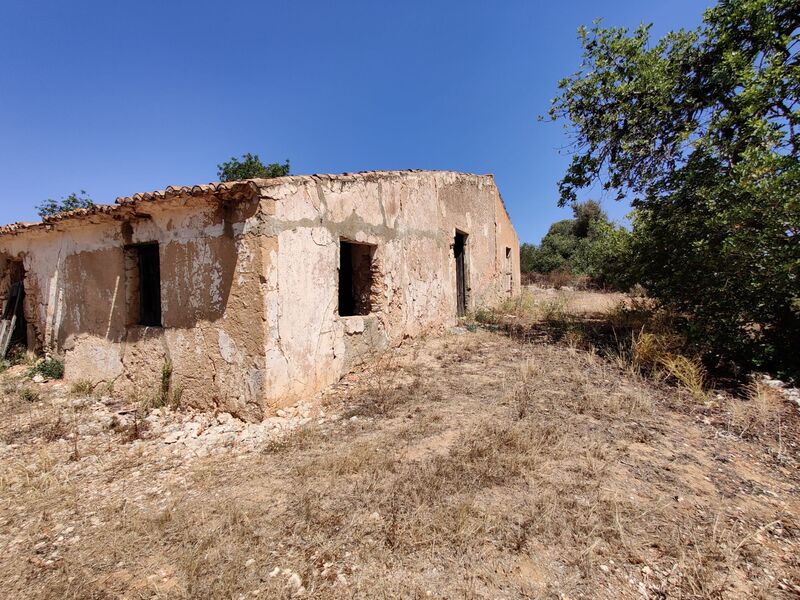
[660,354,708,402]
[728,379,785,445]
[68,379,94,396]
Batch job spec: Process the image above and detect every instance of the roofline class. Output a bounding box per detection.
[0,170,496,238]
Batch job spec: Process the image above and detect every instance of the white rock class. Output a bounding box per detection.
[287,573,303,590]
[183,422,202,437]
[163,431,183,444]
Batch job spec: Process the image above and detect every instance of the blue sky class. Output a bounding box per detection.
[0,0,708,243]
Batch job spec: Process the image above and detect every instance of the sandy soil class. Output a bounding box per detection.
[1,322,799,599]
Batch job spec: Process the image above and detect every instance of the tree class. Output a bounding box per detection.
[572,199,607,238]
[217,153,290,182]
[37,190,94,218]
[520,200,622,277]
[582,219,635,290]
[549,0,799,376]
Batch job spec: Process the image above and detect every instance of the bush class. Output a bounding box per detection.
[29,357,65,380]
[521,202,634,290]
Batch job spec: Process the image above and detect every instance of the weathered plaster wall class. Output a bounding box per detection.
[0,197,269,420]
[253,171,520,407]
[0,171,519,418]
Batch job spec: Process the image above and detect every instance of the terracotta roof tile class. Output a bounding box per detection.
[0,170,495,238]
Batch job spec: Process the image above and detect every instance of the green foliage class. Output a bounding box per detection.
[572,199,606,237]
[29,357,65,380]
[37,190,94,218]
[520,200,633,288]
[582,220,636,290]
[549,0,800,377]
[217,152,290,182]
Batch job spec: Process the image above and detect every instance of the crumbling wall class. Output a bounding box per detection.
[0,171,519,418]
[256,171,519,407]
[495,192,522,300]
[0,197,269,420]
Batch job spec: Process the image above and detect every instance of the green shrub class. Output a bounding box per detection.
[473,308,492,324]
[29,357,65,380]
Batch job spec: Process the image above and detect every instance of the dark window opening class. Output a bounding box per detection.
[454,231,468,317]
[0,261,28,356]
[338,240,376,317]
[126,243,162,327]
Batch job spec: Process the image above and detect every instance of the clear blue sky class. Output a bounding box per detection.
[0,0,709,243]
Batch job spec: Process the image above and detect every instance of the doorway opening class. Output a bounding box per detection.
[0,260,28,358]
[505,246,513,296]
[454,231,468,317]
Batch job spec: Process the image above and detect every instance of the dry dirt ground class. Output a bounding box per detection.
[1,295,799,599]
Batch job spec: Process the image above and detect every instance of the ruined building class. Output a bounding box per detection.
[0,171,520,419]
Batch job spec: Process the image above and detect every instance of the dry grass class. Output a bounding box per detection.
[728,379,787,449]
[489,289,713,402]
[0,324,799,598]
[494,286,627,323]
[68,379,94,396]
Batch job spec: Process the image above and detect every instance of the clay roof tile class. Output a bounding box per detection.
[0,170,494,238]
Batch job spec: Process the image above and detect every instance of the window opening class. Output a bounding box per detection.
[125,243,162,327]
[338,240,376,317]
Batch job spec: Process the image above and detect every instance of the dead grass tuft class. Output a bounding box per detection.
[659,353,708,402]
[728,379,786,445]
[18,386,40,402]
[69,379,94,396]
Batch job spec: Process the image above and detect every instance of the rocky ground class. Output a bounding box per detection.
[1,319,799,599]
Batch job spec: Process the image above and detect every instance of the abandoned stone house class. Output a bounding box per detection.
[0,170,520,420]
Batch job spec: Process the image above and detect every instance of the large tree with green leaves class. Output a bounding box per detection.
[217,153,290,182]
[549,0,799,376]
[520,200,634,287]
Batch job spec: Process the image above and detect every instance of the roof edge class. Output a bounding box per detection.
[0,170,495,238]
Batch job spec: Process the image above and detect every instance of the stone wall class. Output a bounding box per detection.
[255,171,520,408]
[0,197,269,420]
[0,171,520,419]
